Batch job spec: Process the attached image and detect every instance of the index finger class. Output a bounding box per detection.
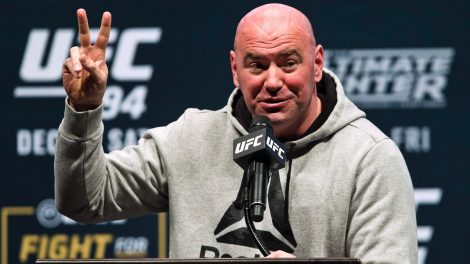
[94,11,112,51]
[77,8,91,48]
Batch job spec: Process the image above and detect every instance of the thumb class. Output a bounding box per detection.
[79,54,105,83]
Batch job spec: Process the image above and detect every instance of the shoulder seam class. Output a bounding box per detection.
[346,120,389,144]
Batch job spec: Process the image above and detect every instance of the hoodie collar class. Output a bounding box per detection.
[227,69,366,151]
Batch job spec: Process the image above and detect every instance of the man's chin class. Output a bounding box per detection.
[255,112,285,124]
[254,113,297,139]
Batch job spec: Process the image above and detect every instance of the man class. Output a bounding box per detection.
[56,3,417,263]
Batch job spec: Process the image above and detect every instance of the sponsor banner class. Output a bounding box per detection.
[1,199,168,264]
[324,48,455,109]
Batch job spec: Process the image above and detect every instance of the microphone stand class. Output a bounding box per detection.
[242,169,270,257]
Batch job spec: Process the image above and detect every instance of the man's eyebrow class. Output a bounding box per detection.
[244,49,301,58]
[279,49,302,58]
[243,52,265,65]
[243,49,302,64]
[244,52,263,60]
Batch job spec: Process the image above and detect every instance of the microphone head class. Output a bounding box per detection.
[249,115,272,132]
[234,115,285,170]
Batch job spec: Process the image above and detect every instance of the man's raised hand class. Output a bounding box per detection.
[62,9,112,111]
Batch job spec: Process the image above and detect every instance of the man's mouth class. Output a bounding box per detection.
[258,98,289,112]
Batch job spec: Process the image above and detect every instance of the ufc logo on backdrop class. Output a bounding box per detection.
[19,27,162,82]
[15,27,162,120]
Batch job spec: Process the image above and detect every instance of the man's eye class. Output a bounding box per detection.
[284,60,298,69]
[249,62,265,72]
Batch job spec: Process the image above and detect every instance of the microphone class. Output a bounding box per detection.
[233,116,286,222]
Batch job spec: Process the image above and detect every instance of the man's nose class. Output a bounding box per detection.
[263,65,283,92]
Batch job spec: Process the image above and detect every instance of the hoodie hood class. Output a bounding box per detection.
[227,68,366,152]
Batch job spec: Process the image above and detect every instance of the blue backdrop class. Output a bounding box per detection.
[0,1,468,264]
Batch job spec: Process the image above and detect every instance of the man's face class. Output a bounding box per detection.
[230,24,324,139]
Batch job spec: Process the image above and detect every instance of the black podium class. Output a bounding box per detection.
[36,258,360,264]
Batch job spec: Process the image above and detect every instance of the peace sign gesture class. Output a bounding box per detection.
[62,9,112,111]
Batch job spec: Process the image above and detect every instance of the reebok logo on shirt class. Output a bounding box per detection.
[210,170,297,254]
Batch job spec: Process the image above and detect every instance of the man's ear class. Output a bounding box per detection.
[230,50,240,87]
[314,45,324,82]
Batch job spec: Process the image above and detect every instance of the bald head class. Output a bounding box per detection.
[234,4,316,50]
[229,3,324,140]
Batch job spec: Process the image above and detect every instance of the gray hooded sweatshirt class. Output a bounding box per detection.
[55,69,418,263]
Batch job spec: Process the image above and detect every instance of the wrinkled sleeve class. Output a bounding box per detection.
[347,139,418,264]
[54,99,181,224]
